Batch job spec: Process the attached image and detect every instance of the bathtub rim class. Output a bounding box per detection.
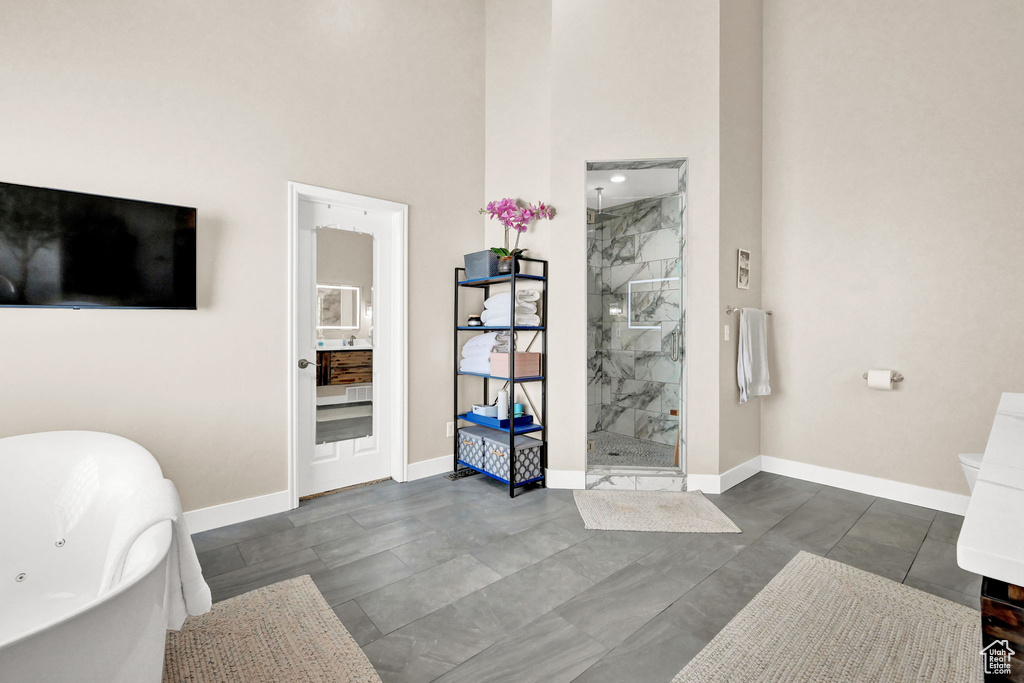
[0,518,172,652]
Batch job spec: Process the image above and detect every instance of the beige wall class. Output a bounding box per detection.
[317,228,373,341]
[762,0,1024,494]
[718,0,763,473]
[480,0,553,419]
[485,0,724,476]
[0,0,484,511]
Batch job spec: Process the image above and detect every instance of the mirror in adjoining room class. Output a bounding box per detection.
[317,285,360,330]
[586,159,687,473]
[315,227,374,444]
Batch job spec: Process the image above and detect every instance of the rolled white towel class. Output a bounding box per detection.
[517,289,540,303]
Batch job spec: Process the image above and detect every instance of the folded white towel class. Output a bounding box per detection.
[481,308,525,324]
[462,332,500,354]
[101,478,211,630]
[737,308,771,403]
[517,288,540,303]
[485,314,541,328]
[462,346,493,359]
[484,292,512,311]
[464,331,499,346]
[480,303,536,321]
[460,358,492,373]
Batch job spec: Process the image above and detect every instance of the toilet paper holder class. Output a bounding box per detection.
[863,370,904,383]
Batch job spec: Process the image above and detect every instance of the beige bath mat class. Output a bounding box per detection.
[573,490,741,533]
[164,575,381,682]
[674,552,982,682]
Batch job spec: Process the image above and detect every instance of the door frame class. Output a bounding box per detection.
[287,181,409,508]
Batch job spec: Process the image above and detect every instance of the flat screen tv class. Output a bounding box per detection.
[0,181,196,309]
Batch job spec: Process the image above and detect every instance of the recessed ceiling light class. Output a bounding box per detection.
[610,174,626,183]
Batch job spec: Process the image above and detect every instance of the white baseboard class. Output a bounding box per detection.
[408,454,453,481]
[685,454,969,515]
[687,456,761,494]
[761,456,970,516]
[183,490,292,534]
[546,469,586,489]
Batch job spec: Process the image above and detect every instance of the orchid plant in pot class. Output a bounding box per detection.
[480,198,556,273]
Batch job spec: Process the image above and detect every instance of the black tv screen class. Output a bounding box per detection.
[0,182,196,309]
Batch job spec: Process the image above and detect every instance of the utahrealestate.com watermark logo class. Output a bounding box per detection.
[982,640,1015,676]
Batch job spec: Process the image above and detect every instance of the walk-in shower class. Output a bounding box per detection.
[586,160,687,473]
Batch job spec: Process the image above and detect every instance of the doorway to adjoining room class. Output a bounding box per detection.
[288,183,408,502]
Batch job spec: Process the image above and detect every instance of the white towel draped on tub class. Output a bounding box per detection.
[737,308,771,403]
[100,478,212,630]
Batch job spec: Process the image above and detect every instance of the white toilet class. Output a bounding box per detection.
[959,452,983,493]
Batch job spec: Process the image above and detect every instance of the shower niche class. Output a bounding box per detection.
[586,159,687,474]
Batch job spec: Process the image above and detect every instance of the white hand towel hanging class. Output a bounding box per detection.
[737,308,771,403]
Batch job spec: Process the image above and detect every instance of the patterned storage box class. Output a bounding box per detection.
[481,431,543,484]
[457,426,493,469]
[463,250,499,280]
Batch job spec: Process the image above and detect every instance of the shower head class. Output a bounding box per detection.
[588,187,618,224]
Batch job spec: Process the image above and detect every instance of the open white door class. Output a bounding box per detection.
[290,184,408,501]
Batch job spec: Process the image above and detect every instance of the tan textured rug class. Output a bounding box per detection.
[164,575,382,683]
[673,552,982,682]
[573,490,741,533]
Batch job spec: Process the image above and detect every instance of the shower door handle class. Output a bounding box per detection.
[669,330,679,363]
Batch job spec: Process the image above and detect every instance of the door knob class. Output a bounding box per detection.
[298,358,320,369]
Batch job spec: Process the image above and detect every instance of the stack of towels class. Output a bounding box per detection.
[479,289,541,327]
[460,331,511,374]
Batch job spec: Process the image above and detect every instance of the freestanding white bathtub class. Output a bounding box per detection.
[0,431,173,682]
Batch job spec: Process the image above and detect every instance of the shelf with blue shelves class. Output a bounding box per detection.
[457,371,544,382]
[455,461,545,487]
[456,326,545,331]
[454,255,548,498]
[457,273,545,288]
[457,412,544,434]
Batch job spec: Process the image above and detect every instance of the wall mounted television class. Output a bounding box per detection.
[0,181,196,309]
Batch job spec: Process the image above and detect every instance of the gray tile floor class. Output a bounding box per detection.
[192,471,981,683]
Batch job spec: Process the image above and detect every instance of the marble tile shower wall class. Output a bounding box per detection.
[587,194,686,450]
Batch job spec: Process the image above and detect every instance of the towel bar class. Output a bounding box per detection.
[725,306,772,315]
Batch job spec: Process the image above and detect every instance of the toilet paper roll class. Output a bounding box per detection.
[866,369,893,391]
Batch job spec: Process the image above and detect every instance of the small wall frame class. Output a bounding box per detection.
[737,248,751,290]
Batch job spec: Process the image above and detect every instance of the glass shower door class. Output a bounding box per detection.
[586,160,686,471]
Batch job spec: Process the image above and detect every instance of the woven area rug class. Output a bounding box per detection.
[673,552,982,682]
[164,575,381,683]
[573,490,740,533]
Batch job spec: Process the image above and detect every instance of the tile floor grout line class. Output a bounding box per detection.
[823,496,877,556]
[901,515,936,584]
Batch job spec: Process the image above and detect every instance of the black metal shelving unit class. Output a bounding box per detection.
[453,256,548,497]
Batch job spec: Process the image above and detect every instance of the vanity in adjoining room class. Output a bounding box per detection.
[958,392,1024,680]
[316,347,373,387]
